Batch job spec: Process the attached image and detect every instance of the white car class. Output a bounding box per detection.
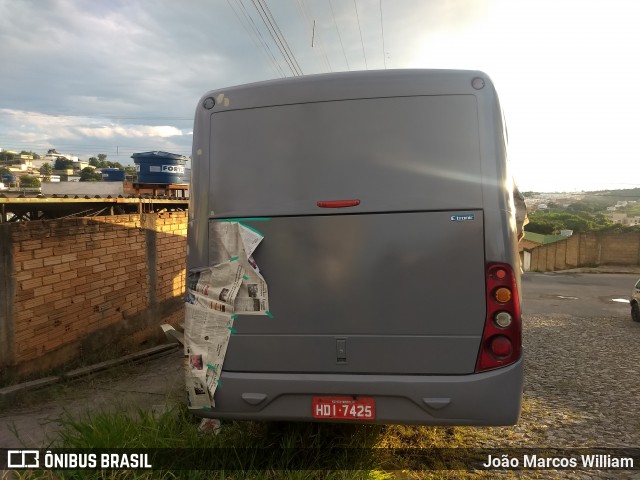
[632,279,640,322]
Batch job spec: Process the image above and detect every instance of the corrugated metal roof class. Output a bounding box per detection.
[523,231,567,244]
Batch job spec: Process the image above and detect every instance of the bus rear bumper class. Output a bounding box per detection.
[194,357,524,426]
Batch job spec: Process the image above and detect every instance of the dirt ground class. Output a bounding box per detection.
[0,348,184,448]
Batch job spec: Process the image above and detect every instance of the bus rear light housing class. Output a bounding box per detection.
[476,263,522,372]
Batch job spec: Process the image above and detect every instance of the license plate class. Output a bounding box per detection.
[312,396,375,420]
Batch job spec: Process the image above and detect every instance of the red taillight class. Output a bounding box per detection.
[476,262,522,372]
[317,199,361,208]
[490,336,513,357]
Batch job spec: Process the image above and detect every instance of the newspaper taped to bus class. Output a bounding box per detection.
[184,221,271,409]
[208,221,269,315]
[184,304,235,408]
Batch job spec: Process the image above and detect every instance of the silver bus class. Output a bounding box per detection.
[188,69,523,425]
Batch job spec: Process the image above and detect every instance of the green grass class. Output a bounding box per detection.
[3,401,537,480]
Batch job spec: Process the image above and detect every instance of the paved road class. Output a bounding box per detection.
[0,272,638,451]
[522,272,637,317]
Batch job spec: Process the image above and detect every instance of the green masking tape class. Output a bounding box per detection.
[238,222,264,237]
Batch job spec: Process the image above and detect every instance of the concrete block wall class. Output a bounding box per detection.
[528,232,640,272]
[0,212,187,380]
[600,234,640,265]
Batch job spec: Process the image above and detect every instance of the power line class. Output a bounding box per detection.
[295,0,332,72]
[226,0,286,77]
[239,0,290,77]
[259,0,303,75]
[379,0,386,69]
[251,0,302,76]
[328,0,350,71]
[235,0,288,77]
[353,0,367,69]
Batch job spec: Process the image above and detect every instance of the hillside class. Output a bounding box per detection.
[525,188,640,235]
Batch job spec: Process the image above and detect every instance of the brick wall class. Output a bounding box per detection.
[528,232,640,272]
[0,212,187,380]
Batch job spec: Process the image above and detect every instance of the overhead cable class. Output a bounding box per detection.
[353,0,368,69]
[260,0,304,74]
[227,0,286,77]
[328,0,350,70]
[251,0,302,76]
[379,0,386,68]
[294,0,332,72]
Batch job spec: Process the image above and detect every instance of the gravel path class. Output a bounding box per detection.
[460,312,640,479]
[523,312,640,450]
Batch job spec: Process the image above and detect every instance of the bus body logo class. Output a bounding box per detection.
[450,213,475,222]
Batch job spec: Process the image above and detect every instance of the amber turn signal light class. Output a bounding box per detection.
[494,287,512,303]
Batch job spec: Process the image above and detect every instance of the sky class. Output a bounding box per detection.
[1,0,638,192]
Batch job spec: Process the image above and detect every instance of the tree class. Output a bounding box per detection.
[79,167,102,182]
[19,175,41,188]
[526,211,606,235]
[54,158,74,170]
[566,201,597,214]
[124,166,137,178]
[595,223,640,233]
[88,157,100,167]
[0,151,16,163]
[20,150,40,159]
[39,163,52,181]
[47,148,59,154]
[525,219,557,235]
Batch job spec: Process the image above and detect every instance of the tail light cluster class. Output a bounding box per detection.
[475,262,522,372]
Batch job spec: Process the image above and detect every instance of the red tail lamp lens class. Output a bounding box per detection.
[317,199,360,208]
[495,269,507,279]
[490,336,513,357]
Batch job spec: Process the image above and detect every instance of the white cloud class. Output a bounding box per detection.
[0,109,190,160]
[75,125,184,139]
[1,0,639,190]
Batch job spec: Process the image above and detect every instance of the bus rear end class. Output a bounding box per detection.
[187,69,523,425]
